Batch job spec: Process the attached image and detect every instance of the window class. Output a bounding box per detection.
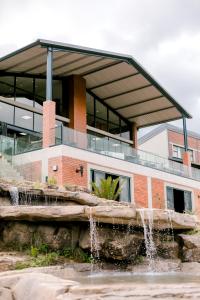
[0,76,14,98]
[0,102,14,124]
[15,77,34,106]
[172,145,194,162]
[86,92,131,141]
[15,108,33,130]
[166,186,192,213]
[91,169,131,202]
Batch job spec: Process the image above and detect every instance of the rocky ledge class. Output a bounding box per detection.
[0,205,198,230]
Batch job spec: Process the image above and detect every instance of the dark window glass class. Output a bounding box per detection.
[121,120,130,139]
[15,77,34,106]
[53,80,62,115]
[35,79,46,106]
[15,108,33,130]
[108,111,120,134]
[0,76,14,99]
[86,93,94,126]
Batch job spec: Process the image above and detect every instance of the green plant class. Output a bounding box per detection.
[47,177,57,187]
[33,181,42,189]
[30,246,39,258]
[91,176,123,200]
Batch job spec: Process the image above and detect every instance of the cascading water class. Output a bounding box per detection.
[138,209,157,271]
[166,209,175,244]
[89,208,99,261]
[9,186,19,206]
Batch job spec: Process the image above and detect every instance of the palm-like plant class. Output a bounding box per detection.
[91,176,123,200]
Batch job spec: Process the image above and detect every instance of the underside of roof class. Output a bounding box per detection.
[0,39,191,128]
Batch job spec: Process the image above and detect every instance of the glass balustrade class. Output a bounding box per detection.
[53,125,200,181]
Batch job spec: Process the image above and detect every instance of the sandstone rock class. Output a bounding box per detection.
[0,287,13,300]
[127,258,181,273]
[0,206,86,222]
[79,227,143,261]
[36,225,80,250]
[1,222,35,248]
[181,262,200,273]
[85,206,137,225]
[155,236,179,259]
[136,209,199,230]
[179,233,200,262]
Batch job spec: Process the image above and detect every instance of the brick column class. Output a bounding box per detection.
[43,100,56,148]
[68,75,87,133]
[182,151,191,167]
[131,122,138,148]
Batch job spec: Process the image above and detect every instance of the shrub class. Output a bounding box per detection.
[91,176,123,200]
[47,177,57,187]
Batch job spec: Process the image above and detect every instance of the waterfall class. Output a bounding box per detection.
[89,208,99,260]
[139,209,157,271]
[9,186,19,206]
[166,209,175,244]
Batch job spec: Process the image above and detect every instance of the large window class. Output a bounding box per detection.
[172,144,194,162]
[91,169,131,202]
[86,92,131,140]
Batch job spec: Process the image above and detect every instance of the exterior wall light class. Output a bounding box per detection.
[76,165,84,177]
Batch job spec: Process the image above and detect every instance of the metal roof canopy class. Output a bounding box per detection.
[0,39,191,129]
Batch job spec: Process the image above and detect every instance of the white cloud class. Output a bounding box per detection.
[1,0,200,134]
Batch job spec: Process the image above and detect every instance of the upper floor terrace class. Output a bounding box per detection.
[0,39,194,182]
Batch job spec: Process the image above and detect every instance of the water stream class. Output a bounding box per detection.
[89,208,100,261]
[9,186,19,205]
[138,209,157,271]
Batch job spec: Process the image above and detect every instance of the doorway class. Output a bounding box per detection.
[166,186,192,213]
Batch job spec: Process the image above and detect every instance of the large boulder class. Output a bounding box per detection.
[79,227,143,261]
[154,235,179,259]
[179,233,200,262]
[0,222,80,251]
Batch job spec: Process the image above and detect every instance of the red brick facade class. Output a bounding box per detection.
[43,100,56,148]
[134,174,148,208]
[48,156,88,187]
[151,178,165,209]
[168,130,200,165]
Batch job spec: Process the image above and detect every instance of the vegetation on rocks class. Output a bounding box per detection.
[91,176,123,200]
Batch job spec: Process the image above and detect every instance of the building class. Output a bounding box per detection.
[139,123,200,169]
[0,39,199,215]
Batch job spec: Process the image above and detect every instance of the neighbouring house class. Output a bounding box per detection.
[139,123,200,169]
[0,39,199,215]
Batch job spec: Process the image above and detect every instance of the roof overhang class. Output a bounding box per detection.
[0,39,191,128]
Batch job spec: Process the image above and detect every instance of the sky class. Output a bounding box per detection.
[1,0,200,135]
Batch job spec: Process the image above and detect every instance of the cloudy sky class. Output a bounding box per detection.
[1,0,200,135]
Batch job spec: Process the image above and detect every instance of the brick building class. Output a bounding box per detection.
[139,124,200,169]
[0,39,199,215]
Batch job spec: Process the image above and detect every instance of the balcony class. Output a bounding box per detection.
[54,126,200,182]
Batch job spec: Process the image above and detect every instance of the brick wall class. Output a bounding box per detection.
[48,156,87,187]
[134,174,148,208]
[151,178,165,209]
[168,130,200,164]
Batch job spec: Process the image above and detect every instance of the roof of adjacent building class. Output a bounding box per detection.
[0,39,191,128]
[139,123,200,145]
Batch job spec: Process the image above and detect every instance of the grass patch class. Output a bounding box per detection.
[14,244,92,270]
